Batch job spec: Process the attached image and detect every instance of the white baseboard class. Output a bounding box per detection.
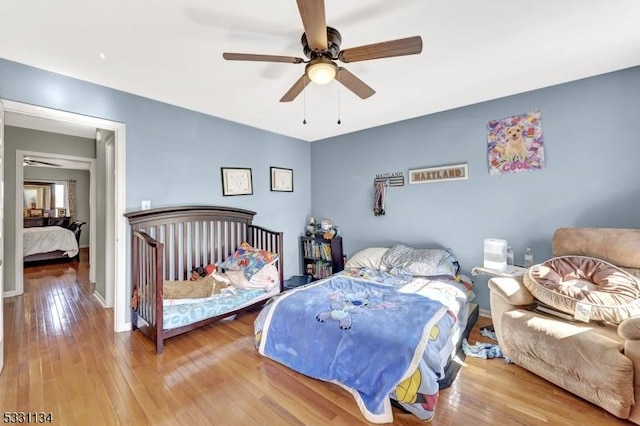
[2,290,19,298]
[93,290,106,307]
[93,292,131,332]
[119,322,132,332]
[479,308,491,318]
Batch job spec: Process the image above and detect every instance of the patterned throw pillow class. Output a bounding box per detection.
[220,242,278,280]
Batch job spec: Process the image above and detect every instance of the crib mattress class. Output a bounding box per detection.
[163,286,279,330]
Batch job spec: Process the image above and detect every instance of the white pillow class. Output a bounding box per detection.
[344,247,389,270]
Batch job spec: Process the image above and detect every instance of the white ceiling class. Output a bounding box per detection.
[1,1,639,142]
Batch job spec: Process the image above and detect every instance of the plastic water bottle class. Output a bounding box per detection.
[524,247,534,268]
[506,246,514,266]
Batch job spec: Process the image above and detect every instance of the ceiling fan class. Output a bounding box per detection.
[222,0,423,102]
[23,157,62,167]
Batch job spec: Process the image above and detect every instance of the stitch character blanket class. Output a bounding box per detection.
[256,276,451,423]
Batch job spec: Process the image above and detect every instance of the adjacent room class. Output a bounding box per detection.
[1,1,639,424]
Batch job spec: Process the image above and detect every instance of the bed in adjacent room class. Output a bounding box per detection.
[254,244,477,424]
[23,221,86,263]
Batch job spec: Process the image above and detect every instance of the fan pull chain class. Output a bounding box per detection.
[303,75,307,125]
[337,88,341,125]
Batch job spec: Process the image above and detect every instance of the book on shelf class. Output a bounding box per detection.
[316,261,332,279]
[306,260,332,279]
[303,240,332,261]
[321,243,331,261]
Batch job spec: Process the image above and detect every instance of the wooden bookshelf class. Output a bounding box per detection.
[300,236,343,281]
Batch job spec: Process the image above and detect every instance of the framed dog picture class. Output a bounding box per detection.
[486,109,545,175]
[57,208,67,217]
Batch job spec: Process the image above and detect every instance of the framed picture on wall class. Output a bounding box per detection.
[270,167,293,192]
[221,167,253,196]
[57,208,67,217]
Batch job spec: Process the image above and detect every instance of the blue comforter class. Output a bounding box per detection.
[257,275,449,423]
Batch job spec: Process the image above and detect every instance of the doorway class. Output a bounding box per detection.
[18,149,96,277]
[2,99,128,332]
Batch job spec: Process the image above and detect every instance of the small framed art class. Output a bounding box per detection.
[221,167,253,196]
[29,208,44,217]
[57,208,67,217]
[270,167,293,192]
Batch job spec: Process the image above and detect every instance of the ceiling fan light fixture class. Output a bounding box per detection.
[223,4,422,102]
[306,57,337,85]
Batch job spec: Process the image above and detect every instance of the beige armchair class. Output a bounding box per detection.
[489,227,640,423]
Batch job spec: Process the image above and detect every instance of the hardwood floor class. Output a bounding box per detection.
[1,252,631,425]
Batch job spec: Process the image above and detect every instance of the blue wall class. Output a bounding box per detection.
[310,66,640,310]
[3,57,639,311]
[0,58,311,280]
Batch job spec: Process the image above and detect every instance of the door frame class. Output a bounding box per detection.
[104,133,116,307]
[1,101,5,374]
[3,99,129,332]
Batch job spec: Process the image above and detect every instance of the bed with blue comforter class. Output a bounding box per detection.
[255,249,474,424]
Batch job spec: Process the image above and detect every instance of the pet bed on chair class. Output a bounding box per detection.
[524,255,640,323]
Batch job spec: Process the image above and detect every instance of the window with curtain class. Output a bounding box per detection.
[54,183,67,208]
[67,179,77,221]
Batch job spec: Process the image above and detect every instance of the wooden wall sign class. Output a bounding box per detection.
[409,163,469,184]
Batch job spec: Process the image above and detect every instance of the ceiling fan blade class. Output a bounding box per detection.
[280,75,311,102]
[223,52,305,64]
[24,158,62,167]
[336,68,375,99]
[296,0,327,51]
[338,36,423,63]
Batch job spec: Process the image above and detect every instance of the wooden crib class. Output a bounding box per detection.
[125,205,283,354]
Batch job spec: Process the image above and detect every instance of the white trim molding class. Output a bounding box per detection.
[3,99,128,333]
